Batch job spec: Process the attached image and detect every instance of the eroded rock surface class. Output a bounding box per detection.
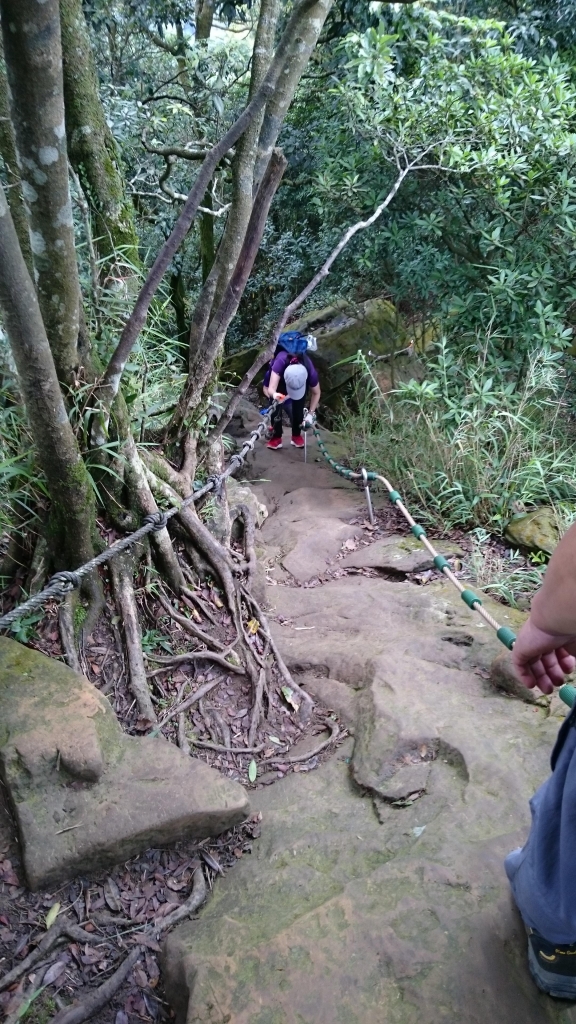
[0,638,249,889]
[341,533,463,574]
[164,433,575,1024]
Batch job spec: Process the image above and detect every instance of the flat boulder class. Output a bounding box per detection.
[0,638,249,889]
[342,534,463,574]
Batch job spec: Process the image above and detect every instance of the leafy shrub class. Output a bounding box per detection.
[336,339,576,533]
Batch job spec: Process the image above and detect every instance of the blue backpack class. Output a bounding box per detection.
[278,330,308,356]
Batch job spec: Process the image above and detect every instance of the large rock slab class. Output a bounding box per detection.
[0,638,249,889]
[267,574,523,685]
[342,534,463,574]
[163,727,569,1024]
[261,486,362,582]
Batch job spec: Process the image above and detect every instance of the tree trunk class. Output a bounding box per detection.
[195,0,215,41]
[0,184,96,569]
[184,0,330,389]
[171,148,287,433]
[0,37,32,271]
[0,0,82,385]
[212,0,281,308]
[253,0,332,187]
[60,0,140,275]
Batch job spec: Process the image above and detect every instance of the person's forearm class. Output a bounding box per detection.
[309,386,320,413]
[530,521,576,635]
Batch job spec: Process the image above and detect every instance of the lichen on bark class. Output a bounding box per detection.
[60,0,139,275]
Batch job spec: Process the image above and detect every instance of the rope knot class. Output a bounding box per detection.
[143,511,168,532]
[48,570,82,593]
[206,474,224,494]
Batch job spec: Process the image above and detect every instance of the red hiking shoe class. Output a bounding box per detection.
[267,437,283,450]
[291,435,305,449]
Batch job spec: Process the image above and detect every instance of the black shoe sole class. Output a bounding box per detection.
[528,942,576,1000]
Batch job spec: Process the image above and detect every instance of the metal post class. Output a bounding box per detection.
[361,467,374,525]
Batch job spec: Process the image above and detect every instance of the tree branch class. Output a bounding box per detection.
[214,163,415,438]
[96,0,325,420]
[170,148,287,433]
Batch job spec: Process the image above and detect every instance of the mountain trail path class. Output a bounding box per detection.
[163,418,575,1024]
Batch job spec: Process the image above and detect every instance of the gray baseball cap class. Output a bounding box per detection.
[284,362,308,400]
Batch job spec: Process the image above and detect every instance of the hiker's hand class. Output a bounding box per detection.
[274,392,286,403]
[303,411,315,429]
[512,618,576,694]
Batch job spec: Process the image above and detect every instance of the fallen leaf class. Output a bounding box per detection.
[246,618,260,634]
[343,538,357,551]
[43,960,66,986]
[248,760,257,783]
[268,736,281,745]
[281,686,300,712]
[45,902,61,930]
[420,744,428,758]
[104,877,122,914]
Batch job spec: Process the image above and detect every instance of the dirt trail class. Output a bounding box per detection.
[164,423,576,1024]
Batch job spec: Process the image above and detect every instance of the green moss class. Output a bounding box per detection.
[73,602,87,632]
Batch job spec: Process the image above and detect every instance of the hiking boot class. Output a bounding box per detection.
[291,435,304,448]
[267,437,283,450]
[527,928,576,998]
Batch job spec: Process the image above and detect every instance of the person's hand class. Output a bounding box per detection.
[274,392,287,403]
[512,617,576,693]
[303,411,316,429]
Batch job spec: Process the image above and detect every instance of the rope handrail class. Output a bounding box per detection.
[312,424,513,642]
[312,424,574,709]
[0,403,278,632]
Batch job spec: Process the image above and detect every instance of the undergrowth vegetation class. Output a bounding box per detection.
[338,341,576,535]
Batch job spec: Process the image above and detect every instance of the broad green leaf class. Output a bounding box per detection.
[248,760,257,783]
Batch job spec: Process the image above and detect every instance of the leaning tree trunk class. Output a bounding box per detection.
[0,184,96,570]
[0,0,82,385]
[0,37,32,272]
[60,0,140,276]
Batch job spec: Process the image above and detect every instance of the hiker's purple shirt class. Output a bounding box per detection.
[263,352,319,392]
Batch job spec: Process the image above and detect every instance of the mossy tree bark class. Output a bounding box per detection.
[60,0,139,276]
[0,0,82,384]
[0,37,32,272]
[0,184,96,570]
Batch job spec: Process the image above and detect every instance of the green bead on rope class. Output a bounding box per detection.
[388,490,401,504]
[460,589,482,609]
[496,626,516,650]
[560,684,576,709]
[411,524,426,539]
[433,555,450,572]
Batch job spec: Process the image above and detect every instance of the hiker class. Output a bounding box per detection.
[510,519,576,998]
[262,330,321,450]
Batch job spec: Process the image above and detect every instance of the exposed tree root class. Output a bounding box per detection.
[191,739,266,754]
[230,503,257,588]
[152,677,221,732]
[153,864,206,934]
[248,667,266,747]
[145,650,245,675]
[177,711,191,755]
[49,946,142,1024]
[262,719,340,763]
[59,594,81,673]
[156,590,228,650]
[0,918,97,993]
[240,585,314,724]
[110,551,157,723]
